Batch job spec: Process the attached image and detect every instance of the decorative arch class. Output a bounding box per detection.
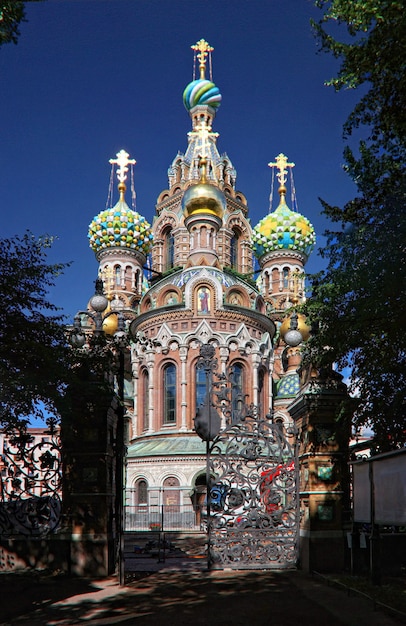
[161,361,177,425]
[255,295,266,314]
[141,368,149,432]
[184,321,222,349]
[157,285,182,308]
[163,475,180,509]
[196,284,212,314]
[140,295,152,313]
[230,228,240,270]
[184,271,223,312]
[162,225,175,270]
[225,287,250,308]
[132,477,149,507]
[157,189,170,204]
[273,411,290,432]
[229,360,245,423]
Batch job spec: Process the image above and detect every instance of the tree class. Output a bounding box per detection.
[304,1,406,450]
[0,1,43,47]
[0,233,70,430]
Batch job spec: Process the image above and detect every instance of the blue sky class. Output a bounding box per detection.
[1,0,358,321]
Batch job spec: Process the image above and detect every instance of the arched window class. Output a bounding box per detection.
[283,267,290,289]
[274,418,285,434]
[231,363,244,423]
[163,476,180,510]
[115,265,121,286]
[142,370,149,431]
[125,265,133,290]
[134,478,148,506]
[163,364,176,424]
[164,228,174,270]
[195,366,207,410]
[230,230,240,270]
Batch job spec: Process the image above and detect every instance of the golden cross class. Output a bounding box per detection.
[109,149,136,183]
[268,153,295,186]
[188,117,218,156]
[191,39,214,79]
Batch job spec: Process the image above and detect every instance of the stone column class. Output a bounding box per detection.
[179,345,188,432]
[288,368,350,573]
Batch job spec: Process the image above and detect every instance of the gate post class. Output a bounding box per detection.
[288,367,351,573]
[62,384,118,577]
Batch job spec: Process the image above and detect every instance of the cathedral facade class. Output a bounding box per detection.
[86,40,316,530]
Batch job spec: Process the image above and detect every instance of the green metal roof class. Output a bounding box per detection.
[127,435,207,458]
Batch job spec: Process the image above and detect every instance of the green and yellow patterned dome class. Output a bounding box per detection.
[252,195,315,259]
[88,185,153,258]
[252,153,316,260]
[88,150,153,258]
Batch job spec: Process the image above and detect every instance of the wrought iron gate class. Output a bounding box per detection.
[207,408,299,570]
[0,418,62,537]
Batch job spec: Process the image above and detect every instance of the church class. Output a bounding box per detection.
[86,39,316,533]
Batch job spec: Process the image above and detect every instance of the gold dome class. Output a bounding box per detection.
[182,181,225,219]
[280,313,310,342]
[102,314,118,336]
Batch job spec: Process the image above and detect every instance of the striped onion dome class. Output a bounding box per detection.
[183,78,222,111]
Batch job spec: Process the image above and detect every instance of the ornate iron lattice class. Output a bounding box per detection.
[208,411,299,569]
[0,417,62,536]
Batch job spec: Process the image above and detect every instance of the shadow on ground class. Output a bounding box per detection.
[0,570,348,626]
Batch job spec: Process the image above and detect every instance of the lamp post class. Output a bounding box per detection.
[194,344,222,569]
[69,278,128,586]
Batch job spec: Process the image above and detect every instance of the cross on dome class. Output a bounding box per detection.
[191,39,213,79]
[268,153,295,186]
[188,117,219,159]
[109,149,136,183]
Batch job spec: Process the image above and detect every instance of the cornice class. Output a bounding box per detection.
[259,249,307,267]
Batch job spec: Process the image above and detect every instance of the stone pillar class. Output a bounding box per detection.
[288,367,351,573]
[179,345,188,432]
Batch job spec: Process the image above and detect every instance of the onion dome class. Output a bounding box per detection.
[102,313,118,336]
[252,153,316,261]
[183,79,222,111]
[276,373,300,398]
[183,39,222,111]
[182,157,225,219]
[88,197,153,257]
[88,150,153,258]
[252,194,315,259]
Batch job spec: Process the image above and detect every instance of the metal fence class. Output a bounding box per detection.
[125,504,203,532]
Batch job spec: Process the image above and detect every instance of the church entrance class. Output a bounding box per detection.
[206,411,299,570]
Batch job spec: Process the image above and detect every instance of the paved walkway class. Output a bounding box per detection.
[0,569,403,626]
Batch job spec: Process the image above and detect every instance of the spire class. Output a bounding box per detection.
[268,153,295,204]
[183,39,221,112]
[191,38,213,80]
[109,149,136,201]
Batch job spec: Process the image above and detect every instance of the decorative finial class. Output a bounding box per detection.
[191,39,214,80]
[198,156,208,183]
[268,153,295,195]
[109,149,136,200]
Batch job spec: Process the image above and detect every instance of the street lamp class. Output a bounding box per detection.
[69,278,128,586]
[194,343,222,569]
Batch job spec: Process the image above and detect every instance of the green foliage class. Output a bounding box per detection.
[306,1,406,449]
[0,1,43,47]
[0,233,70,428]
[312,1,406,149]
